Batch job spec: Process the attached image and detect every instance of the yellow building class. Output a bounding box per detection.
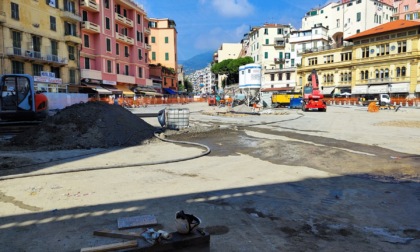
[298,20,420,98]
[0,0,81,92]
[149,18,178,92]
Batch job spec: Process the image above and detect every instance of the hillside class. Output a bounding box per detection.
[180,51,213,74]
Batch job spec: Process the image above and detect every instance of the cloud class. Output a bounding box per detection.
[206,0,255,18]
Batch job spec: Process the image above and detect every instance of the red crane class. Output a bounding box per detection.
[302,69,327,112]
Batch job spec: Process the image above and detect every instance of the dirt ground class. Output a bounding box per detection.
[0,102,419,251]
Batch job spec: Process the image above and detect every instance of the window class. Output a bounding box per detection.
[152,52,156,60]
[104,0,109,9]
[12,61,24,74]
[106,17,110,29]
[125,65,129,75]
[32,64,43,76]
[341,52,352,61]
[324,55,334,63]
[69,69,76,84]
[264,28,268,35]
[107,60,112,73]
[138,67,143,78]
[64,0,75,13]
[265,39,269,45]
[151,37,156,43]
[84,34,89,47]
[68,45,75,60]
[116,43,119,55]
[396,67,401,77]
[361,47,369,58]
[398,41,407,53]
[285,53,290,59]
[286,73,291,80]
[84,58,90,69]
[364,70,368,80]
[124,46,129,57]
[165,37,169,43]
[336,19,340,28]
[51,40,58,57]
[357,12,361,22]
[270,74,274,81]
[64,22,77,36]
[404,5,409,11]
[116,63,120,74]
[138,49,142,60]
[145,53,148,63]
[291,59,295,66]
[82,11,88,21]
[106,38,111,52]
[11,2,19,20]
[137,14,141,24]
[277,28,282,34]
[50,16,56,31]
[12,31,22,55]
[401,66,406,76]
[278,73,283,80]
[137,31,140,41]
[308,57,317,66]
[165,52,169,60]
[376,44,389,56]
[264,52,268,59]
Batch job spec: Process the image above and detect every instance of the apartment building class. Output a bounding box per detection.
[213,43,242,90]
[0,0,81,92]
[79,0,151,98]
[149,18,178,94]
[298,19,420,98]
[392,0,420,21]
[247,23,298,92]
[187,65,215,95]
[302,0,395,46]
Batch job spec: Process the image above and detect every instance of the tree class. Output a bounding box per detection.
[211,57,254,86]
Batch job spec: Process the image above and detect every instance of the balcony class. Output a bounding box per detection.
[64,34,82,44]
[274,58,285,64]
[81,69,102,80]
[82,21,100,33]
[144,28,151,35]
[117,74,135,84]
[145,44,151,50]
[274,40,285,48]
[60,10,82,22]
[115,13,133,28]
[0,11,5,23]
[80,0,99,12]
[116,32,134,45]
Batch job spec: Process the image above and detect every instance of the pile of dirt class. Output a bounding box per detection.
[7,102,157,150]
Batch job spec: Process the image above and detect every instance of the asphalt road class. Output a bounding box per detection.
[0,103,419,251]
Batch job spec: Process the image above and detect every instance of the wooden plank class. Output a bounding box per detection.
[117,215,157,230]
[80,240,138,252]
[128,229,210,252]
[93,229,144,240]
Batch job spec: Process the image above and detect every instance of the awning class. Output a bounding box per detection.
[81,84,112,95]
[164,88,177,95]
[389,83,409,93]
[261,87,294,92]
[116,85,135,97]
[352,85,368,94]
[140,91,163,97]
[101,85,123,95]
[368,85,388,94]
[321,86,335,95]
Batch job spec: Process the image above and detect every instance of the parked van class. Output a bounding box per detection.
[361,94,390,106]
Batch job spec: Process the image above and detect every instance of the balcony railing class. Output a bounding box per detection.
[117,74,135,84]
[64,34,82,44]
[6,47,68,65]
[60,9,82,22]
[81,69,102,80]
[115,13,133,27]
[116,33,134,45]
[80,0,99,12]
[145,44,151,50]
[144,28,151,34]
[82,21,100,33]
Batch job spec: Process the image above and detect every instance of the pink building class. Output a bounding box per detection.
[79,0,151,98]
[392,0,420,21]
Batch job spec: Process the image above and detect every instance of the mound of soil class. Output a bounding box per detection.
[9,102,157,150]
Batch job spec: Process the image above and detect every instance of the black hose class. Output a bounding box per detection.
[0,131,211,181]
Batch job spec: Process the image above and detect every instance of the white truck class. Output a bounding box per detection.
[361,94,390,106]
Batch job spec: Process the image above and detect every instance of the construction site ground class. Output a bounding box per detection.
[0,102,419,251]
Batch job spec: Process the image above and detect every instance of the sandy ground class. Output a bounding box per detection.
[0,103,419,251]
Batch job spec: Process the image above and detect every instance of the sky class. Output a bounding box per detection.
[138,0,330,61]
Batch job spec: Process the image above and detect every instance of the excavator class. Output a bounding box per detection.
[0,74,48,121]
[302,69,327,112]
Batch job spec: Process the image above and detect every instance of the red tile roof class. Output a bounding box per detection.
[345,20,420,41]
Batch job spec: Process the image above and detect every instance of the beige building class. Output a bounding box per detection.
[0,0,81,92]
[298,19,420,98]
[213,43,242,90]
